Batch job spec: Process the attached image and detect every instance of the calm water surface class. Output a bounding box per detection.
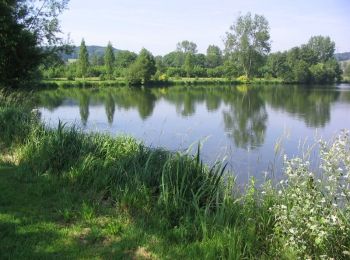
[36,84,350,184]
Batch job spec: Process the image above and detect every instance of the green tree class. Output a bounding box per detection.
[194,54,207,68]
[163,51,185,67]
[344,62,350,78]
[224,13,271,79]
[206,45,223,68]
[126,48,156,86]
[307,36,335,62]
[78,39,89,78]
[115,50,137,68]
[0,0,69,88]
[265,52,288,78]
[184,53,195,77]
[91,54,104,66]
[104,41,115,79]
[176,40,198,54]
[155,55,166,74]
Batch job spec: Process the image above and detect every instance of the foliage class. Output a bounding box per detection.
[184,53,195,77]
[104,42,115,79]
[115,50,137,68]
[176,40,198,54]
[344,62,350,78]
[264,36,341,83]
[206,45,223,68]
[224,12,271,79]
[163,51,185,67]
[307,35,335,62]
[78,39,89,78]
[272,132,350,258]
[0,0,69,88]
[126,48,156,86]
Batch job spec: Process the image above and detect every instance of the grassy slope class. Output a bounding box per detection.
[0,163,174,259]
[0,161,254,260]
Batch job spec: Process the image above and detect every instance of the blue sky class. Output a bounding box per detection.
[60,0,350,55]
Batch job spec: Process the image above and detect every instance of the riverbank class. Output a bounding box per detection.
[1,92,349,259]
[40,77,349,89]
[40,77,284,89]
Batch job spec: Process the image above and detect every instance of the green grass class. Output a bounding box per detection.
[0,164,158,259]
[1,93,350,259]
[40,76,284,89]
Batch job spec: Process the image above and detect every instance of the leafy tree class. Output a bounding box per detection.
[194,54,207,68]
[91,54,104,66]
[104,41,115,79]
[0,0,69,88]
[78,39,89,78]
[206,45,223,68]
[293,60,311,83]
[115,50,137,68]
[307,36,335,62]
[176,40,198,54]
[265,52,288,78]
[274,36,342,83]
[163,51,185,67]
[344,62,350,78]
[224,12,271,78]
[155,55,166,74]
[183,53,195,77]
[126,48,156,86]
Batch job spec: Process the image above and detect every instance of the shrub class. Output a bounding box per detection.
[272,131,350,258]
[237,75,249,83]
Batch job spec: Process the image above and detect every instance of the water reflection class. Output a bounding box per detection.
[79,92,90,126]
[223,87,267,149]
[36,84,350,181]
[104,93,115,125]
[263,86,339,127]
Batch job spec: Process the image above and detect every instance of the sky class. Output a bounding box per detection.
[60,0,350,55]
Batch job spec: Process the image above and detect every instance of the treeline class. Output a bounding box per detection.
[42,35,342,85]
[1,4,345,88]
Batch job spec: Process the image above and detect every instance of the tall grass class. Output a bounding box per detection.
[1,98,350,259]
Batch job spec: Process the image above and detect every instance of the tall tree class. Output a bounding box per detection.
[104,41,115,79]
[206,45,223,68]
[78,39,89,78]
[176,40,198,54]
[0,0,69,88]
[184,53,195,77]
[126,48,156,85]
[306,36,335,62]
[224,13,271,78]
[115,50,137,68]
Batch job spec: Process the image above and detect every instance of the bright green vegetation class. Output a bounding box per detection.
[40,76,283,89]
[1,1,345,89]
[39,13,342,86]
[41,33,342,87]
[0,0,69,88]
[1,90,350,259]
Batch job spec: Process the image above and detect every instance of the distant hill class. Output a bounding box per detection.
[61,45,121,61]
[335,52,350,62]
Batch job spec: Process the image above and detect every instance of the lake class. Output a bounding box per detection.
[36,84,350,184]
